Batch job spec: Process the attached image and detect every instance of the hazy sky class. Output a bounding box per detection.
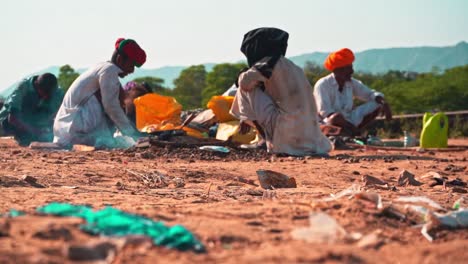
[1,0,467,89]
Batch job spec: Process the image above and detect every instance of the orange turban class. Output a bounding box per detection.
[324,48,355,71]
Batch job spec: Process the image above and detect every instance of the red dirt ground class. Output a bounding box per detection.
[0,138,467,263]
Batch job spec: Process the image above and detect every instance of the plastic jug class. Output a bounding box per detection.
[134,93,182,131]
[419,112,448,148]
[206,96,236,123]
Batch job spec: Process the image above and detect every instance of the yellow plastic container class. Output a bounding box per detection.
[134,93,182,131]
[207,96,236,123]
[216,120,256,144]
[419,112,448,148]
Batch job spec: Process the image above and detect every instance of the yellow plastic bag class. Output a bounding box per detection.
[216,120,256,144]
[134,94,182,132]
[420,112,448,148]
[207,96,236,123]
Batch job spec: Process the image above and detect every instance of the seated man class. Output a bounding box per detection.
[0,73,62,145]
[229,28,332,156]
[53,38,146,148]
[314,48,392,136]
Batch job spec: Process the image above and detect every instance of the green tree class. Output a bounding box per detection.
[57,64,79,92]
[172,65,207,109]
[201,63,247,106]
[132,76,170,95]
[303,61,329,86]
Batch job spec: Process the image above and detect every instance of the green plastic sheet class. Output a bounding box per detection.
[37,202,204,252]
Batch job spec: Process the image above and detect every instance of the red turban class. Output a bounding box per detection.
[115,38,146,67]
[324,48,355,71]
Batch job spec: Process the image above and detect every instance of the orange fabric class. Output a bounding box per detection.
[324,48,355,71]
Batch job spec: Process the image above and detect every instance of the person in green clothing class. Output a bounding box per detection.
[0,73,62,145]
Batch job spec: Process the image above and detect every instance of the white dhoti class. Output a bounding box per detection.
[230,57,332,156]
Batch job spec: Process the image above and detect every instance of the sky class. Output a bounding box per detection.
[1,0,467,89]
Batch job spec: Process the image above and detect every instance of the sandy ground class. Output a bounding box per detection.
[0,137,467,264]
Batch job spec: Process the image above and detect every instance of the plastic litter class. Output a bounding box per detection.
[321,184,361,202]
[422,209,468,242]
[291,212,347,243]
[36,203,205,252]
[199,145,230,153]
[453,197,468,210]
[2,209,25,217]
[403,131,418,147]
[394,196,444,211]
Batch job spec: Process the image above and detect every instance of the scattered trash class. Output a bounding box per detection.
[366,136,384,146]
[291,212,347,243]
[126,170,170,188]
[72,144,96,152]
[199,146,230,153]
[394,196,444,211]
[61,186,79,189]
[321,184,361,202]
[2,209,25,218]
[422,209,468,242]
[453,197,468,210]
[397,170,422,186]
[356,229,385,249]
[403,131,418,147]
[256,170,297,190]
[355,192,383,209]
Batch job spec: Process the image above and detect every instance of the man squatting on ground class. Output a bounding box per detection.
[53,38,146,148]
[314,48,392,136]
[229,27,332,156]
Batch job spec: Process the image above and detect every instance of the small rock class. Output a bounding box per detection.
[246,189,263,196]
[397,170,422,186]
[362,174,387,187]
[256,170,297,189]
[66,242,117,261]
[33,226,73,241]
[22,175,37,183]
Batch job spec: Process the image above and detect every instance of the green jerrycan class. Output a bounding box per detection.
[420,112,448,148]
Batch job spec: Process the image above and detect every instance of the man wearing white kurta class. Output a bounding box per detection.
[314,74,383,127]
[314,48,392,136]
[229,28,332,156]
[53,38,146,147]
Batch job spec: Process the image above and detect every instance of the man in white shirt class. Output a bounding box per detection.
[314,48,392,136]
[53,38,146,148]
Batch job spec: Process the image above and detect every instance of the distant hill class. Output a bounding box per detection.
[2,42,467,98]
[289,41,468,73]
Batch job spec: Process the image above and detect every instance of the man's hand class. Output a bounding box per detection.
[375,96,385,105]
[239,120,251,135]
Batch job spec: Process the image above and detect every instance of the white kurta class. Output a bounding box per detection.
[230,57,332,156]
[313,73,383,126]
[53,62,137,147]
